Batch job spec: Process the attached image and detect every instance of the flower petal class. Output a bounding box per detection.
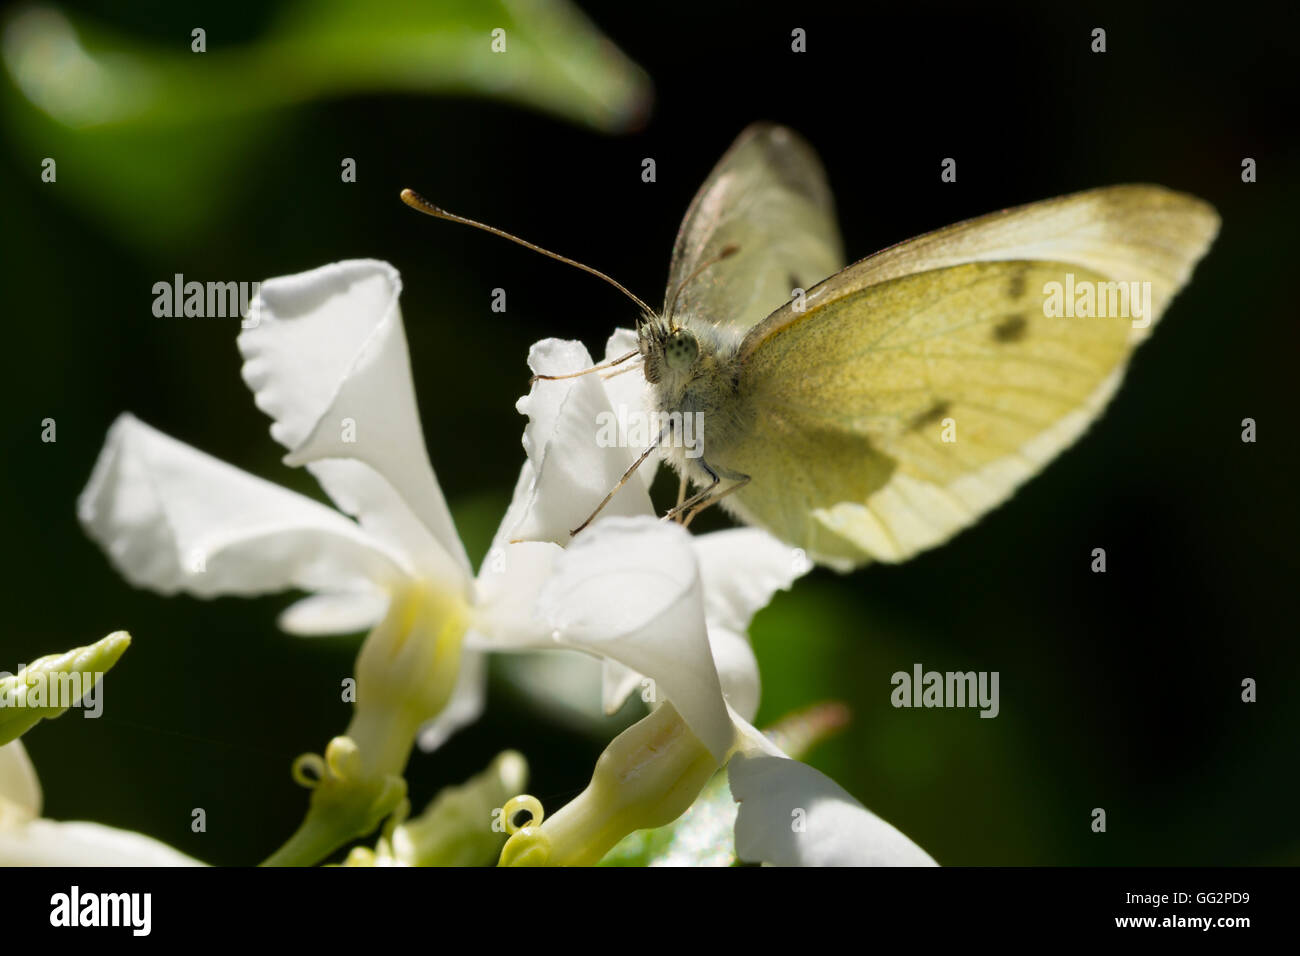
[471,540,562,648]
[78,414,404,598]
[729,753,937,867]
[506,339,655,545]
[0,741,41,819]
[601,659,644,715]
[307,459,469,596]
[597,532,776,721]
[0,819,204,866]
[600,626,759,721]
[598,328,657,493]
[536,517,731,760]
[693,528,806,635]
[708,627,761,722]
[489,461,538,562]
[416,650,487,753]
[277,590,390,636]
[689,528,805,722]
[239,260,470,578]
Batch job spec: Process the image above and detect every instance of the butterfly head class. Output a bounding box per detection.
[639,317,701,385]
[639,241,739,384]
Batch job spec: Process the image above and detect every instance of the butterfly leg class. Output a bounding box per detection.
[570,430,664,536]
[672,470,689,522]
[663,461,749,525]
[682,467,750,528]
[663,464,718,522]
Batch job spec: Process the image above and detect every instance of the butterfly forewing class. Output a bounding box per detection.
[665,123,844,337]
[719,185,1218,568]
[745,185,1218,351]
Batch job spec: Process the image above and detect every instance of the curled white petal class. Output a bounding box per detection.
[239,259,470,579]
[694,528,806,635]
[691,528,805,722]
[471,541,562,649]
[507,339,655,545]
[598,328,657,494]
[487,461,537,564]
[277,590,390,636]
[416,650,487,753]
[601,658,645,716]
[599,625,760,722]
[0,819,205,866]
[536,517,731,760]
[729,753,937,867]
[307,459,469,597]
[78,414,405,598]
[708,627,761,722]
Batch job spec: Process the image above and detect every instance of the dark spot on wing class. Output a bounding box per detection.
[910,400,951,431]
[992,313,1028,343]
[1007,271,1027,300]
[788,273,803,292]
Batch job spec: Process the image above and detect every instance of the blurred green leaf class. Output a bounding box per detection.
[1,0,650,244]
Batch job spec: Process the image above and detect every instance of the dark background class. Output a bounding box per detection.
[2,0,1297,865]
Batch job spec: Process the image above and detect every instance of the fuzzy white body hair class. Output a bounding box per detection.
[641,319,752,498]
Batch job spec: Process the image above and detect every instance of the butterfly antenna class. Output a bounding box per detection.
[666,243,739,330]
[400,189,656,322]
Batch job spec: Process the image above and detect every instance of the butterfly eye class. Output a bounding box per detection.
[664,329,699,371]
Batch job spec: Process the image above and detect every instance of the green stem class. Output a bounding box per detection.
[262,816,356,868]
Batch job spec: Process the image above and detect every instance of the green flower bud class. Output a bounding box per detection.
[0,632,130,746]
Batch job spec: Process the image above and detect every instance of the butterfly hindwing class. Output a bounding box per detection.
[665,123,844,338]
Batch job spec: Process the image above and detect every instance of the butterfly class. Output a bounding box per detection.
[404,123,1219,570]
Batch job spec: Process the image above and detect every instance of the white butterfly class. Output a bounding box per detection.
[406,123,1219,569]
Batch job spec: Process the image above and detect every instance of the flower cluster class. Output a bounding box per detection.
[2,260,934,867]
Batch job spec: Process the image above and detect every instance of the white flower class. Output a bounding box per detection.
[76,262,795,769]
[0,740,202,866]
[516,517,936,866]
[79,261,496,759]
[75,257,908,865]
[498,339,933,865]
[500,334,806,754]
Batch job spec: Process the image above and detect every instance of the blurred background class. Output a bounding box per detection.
[1,0,1296,865]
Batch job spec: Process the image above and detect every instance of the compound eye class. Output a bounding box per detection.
[664,329,699,371]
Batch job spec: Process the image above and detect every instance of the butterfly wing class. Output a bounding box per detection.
[665,123,844,337]
[717,185,1219,568]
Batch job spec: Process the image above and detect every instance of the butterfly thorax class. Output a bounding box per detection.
[640,317,749,475]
